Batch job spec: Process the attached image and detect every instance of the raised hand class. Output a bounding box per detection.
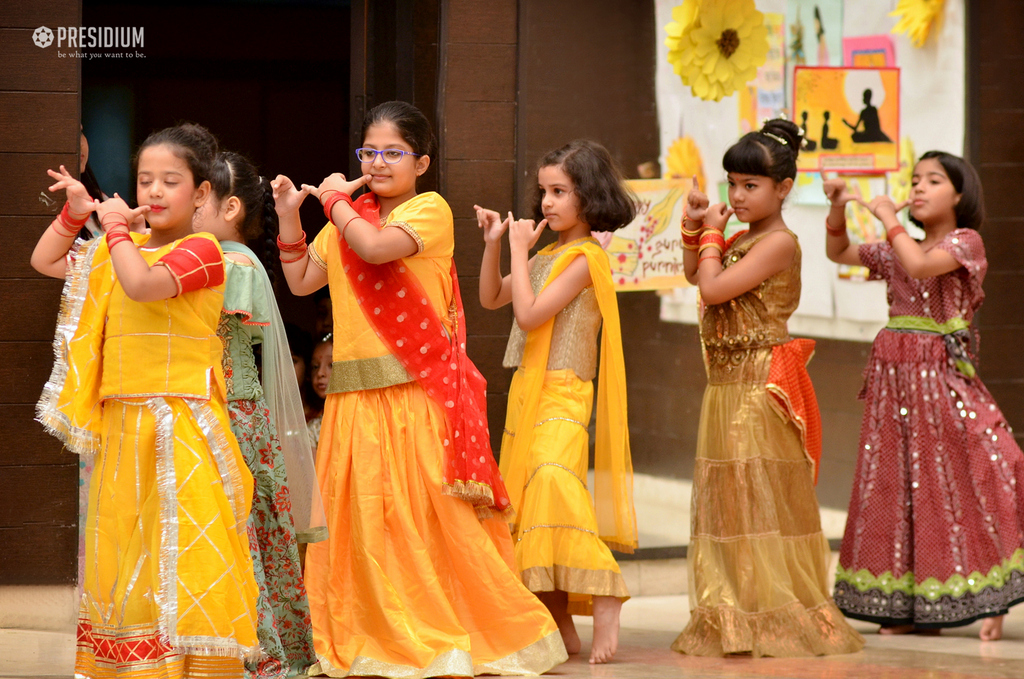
[822,173,857,207]
[302,173,371,204]
[47,165,97,217]
[509,218,548,253]
[856,195,909,221]
[474,205,511,244]
[685,174,710,225]
[704,202,734,232]
[271,175,311,217]
[97,194,150,231]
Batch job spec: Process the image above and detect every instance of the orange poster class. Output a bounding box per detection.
[793,66,900,173]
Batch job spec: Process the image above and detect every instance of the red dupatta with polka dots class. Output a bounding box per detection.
[340,193,512,518]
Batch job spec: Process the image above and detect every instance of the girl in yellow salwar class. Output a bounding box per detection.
[476,140,639,664]
[270,101,566,678]
[32,124,259,679]
[672,119,863,657]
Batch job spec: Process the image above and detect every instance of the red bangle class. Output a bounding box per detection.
[105,230,134,250]
[339,215,360,240]
[277,231,307,252]
[886,225,907,243]
[699,230,726,248]
[61,202,90,228]
[51,222,78,238]
[322,190,353,224]
[279,249,307,264]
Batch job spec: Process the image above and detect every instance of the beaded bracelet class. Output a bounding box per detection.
[886,225,907,243]
[322,190,354,223]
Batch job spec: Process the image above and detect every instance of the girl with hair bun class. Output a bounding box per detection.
[827,151,1024,641]
[195,150,326,678]
[32,123,260,677]
[672,119,864,657]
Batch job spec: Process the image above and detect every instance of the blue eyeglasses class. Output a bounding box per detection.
[355,148,421,164]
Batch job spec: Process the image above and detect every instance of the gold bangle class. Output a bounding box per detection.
[698,242,723,255]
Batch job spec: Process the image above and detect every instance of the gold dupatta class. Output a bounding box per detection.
[502,239,637,553]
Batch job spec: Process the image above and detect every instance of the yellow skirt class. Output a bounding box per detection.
[304,380,566,678]
[501,369,628,616]
[77,397,259,679]
[672,350,863,657]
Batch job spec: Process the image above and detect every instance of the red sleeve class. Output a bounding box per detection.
[157,235,225,296]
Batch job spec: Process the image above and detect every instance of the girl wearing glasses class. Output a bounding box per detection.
[269,101,566,677]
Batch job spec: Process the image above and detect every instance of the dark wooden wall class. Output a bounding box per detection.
[0,0,81,584]
[970,0,1024,449]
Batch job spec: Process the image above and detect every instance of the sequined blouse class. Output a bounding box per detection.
[701,230,801,365]
[503,238,603,382]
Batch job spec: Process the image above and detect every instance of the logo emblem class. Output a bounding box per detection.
[33,26,54,48]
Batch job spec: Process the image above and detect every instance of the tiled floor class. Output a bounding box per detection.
[3,594,1022,678]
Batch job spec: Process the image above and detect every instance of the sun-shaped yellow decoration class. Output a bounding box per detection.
[665,136,706,192]
[890,0,945,48]
[665,0,769,102]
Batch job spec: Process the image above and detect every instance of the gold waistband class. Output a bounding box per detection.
[327,354,413,394]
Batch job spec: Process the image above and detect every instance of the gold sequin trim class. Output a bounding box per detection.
[523,462,587,490]
[535,416,587,429]
[327,355,413,393]
[521,564,629,599]
[519,522,596,537]
[308,244,327,271]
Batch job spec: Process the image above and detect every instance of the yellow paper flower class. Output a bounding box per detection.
[889,137,916,205]
[665,136,706,192]
[890,0,945,48]
[665,0,769,102]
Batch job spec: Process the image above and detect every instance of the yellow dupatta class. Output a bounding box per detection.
[502,239,637,553]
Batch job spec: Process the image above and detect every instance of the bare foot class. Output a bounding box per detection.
[539,591,581,655]
[980,616,1004,641]
[590,596,622,664]
[878,624,915,635]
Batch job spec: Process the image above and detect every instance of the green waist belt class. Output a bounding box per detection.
[885,315,975,378]
[886,315,969,334]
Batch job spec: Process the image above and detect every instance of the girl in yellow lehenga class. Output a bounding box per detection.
[270,101,566,677]
[32,124,258,679]
[672,119,863,657]
[476,140,638,664]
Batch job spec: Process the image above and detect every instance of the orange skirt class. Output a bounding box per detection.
[304,380,566,677]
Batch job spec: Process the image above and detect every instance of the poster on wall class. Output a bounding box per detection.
[785,0,844,104]
[606,179,690,291]
[793,66,900,172]
[739,12,786,133]
[843,34,896,67]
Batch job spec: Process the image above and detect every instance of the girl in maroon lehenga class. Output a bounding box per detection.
[824,152,1024,640]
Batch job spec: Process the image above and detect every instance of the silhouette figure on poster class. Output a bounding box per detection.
[820,111,838,150]
[843,89,892,143]
[800,111,817,151]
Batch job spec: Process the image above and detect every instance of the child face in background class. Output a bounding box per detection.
[192,194,241,243]
[726,172,784,224]
[909,158,960,228]
[137,144,208,234]
[537,164,584,232]
[360,122,429,199]
[310,341,333,400]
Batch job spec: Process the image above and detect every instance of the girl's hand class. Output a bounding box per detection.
[302,173,371,204]
[704,202,734,232]
[822,174,856,207]
[97,194,150,231]
[47,165,96,217]
[857,195,909,222]
[508,218,548,253]
[474,205,511,244]
[271,175,311,216]
[685,175,710,225]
